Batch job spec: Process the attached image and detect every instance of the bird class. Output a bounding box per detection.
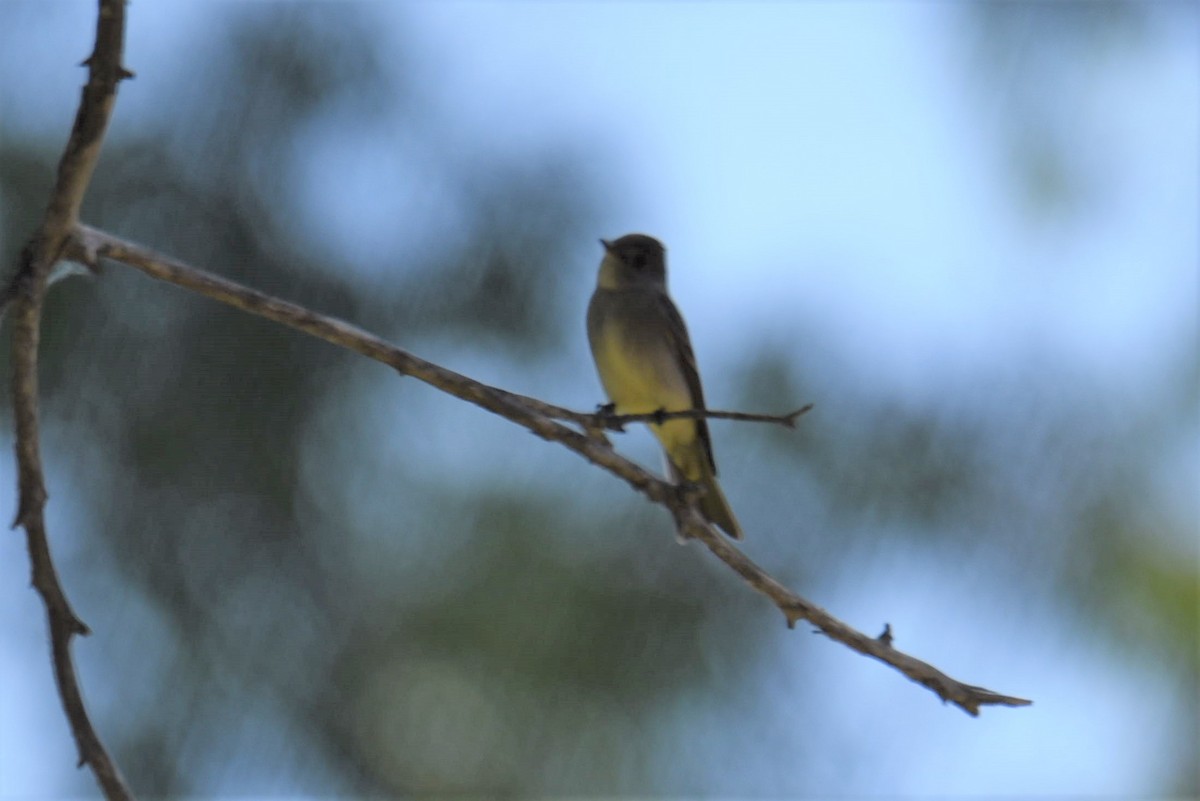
[586,233,742,539]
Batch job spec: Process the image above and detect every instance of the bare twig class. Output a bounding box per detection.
[70,223,1031,717]
[5,1,135,799]
[590,404,813,432]
[671,506,1031,715]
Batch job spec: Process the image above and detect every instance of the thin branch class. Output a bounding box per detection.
[5,1,134,799]
[39,0,135,255]
[590,404,813,432]
[70,225,587,432]
[71,224,1031,716]
[672,506,1032,715]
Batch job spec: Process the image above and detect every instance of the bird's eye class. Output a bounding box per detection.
[629,254,645,270]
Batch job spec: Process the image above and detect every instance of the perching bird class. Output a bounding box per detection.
[586,234,742,539]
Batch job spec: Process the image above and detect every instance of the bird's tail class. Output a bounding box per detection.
[667,460,743,540]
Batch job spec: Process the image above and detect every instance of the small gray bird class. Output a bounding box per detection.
[586,234,743,539]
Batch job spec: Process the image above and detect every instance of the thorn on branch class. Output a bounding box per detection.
[784,606,802,630]
[10,485,48,530]
[877,623,894,647]
[79,54,135,81]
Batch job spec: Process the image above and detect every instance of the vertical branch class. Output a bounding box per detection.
[9,250,49,534]
[6,1,134,798]
[35,0,135,263]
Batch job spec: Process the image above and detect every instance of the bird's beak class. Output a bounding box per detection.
[599,238,612,252]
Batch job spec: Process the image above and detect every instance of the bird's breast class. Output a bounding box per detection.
[589,298,691,415]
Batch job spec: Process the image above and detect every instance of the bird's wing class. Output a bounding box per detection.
[657,291,717,475]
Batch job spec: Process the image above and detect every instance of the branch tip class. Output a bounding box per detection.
[784,403,815,427]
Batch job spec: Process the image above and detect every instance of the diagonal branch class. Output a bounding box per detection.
[70,223,1031,717]
[671,507,1032,715]
[5,1,135,799]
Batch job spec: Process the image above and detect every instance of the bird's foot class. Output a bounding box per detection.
[593,402,624,432]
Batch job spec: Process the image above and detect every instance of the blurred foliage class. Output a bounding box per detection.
[1,4,766,795]
[961,1,1166,218]
[1,1,1195,796]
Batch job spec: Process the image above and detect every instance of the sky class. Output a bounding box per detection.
[400,2,1197,392]
[2,1,1197,796]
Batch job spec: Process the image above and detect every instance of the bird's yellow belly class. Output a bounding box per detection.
[594,332,690,416]
[593,328,702,477]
